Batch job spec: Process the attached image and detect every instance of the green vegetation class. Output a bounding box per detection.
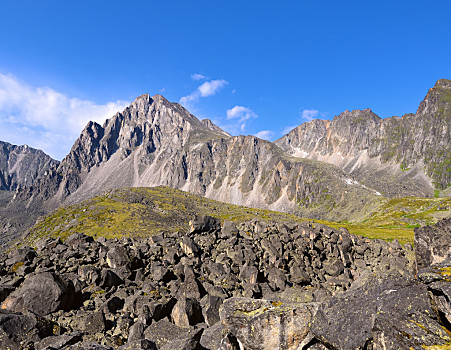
[26,186,311,244]
[25,186,451,247]
[319,196,451,245]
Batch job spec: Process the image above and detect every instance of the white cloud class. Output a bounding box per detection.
[254,130,274,140]
[198,79,228,97]
[0,73,129,160]
[300,109,320,121]
[180,79,228,108]
[191,73,206,81]
[226,106,257,122]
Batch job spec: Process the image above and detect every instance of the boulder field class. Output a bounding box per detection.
[0,216,449,349]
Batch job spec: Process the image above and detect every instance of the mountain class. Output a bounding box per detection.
[0,141,58,191]
[275,79,451,197]
[2,80,450,247]
[14,94,379,222]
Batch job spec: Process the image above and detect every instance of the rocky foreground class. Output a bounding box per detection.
[0,217,450,349]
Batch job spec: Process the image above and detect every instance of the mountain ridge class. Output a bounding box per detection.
[275,79,451,196]
[0,141,58,191]
[1,79,449,247]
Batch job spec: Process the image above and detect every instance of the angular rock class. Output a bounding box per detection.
[415,218,451,270]
[143,319,192,349]
[220,297,316,350]
[99,269,124,288]
[311,272,448,349]
[189,215,221,234]
[36,332,83,350]
[1,272,75,315]
[171,297,204,328]
[0,309,56,349]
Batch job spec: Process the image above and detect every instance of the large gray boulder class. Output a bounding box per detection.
[219,297,317,350]
[415,218,451,270]
[311,272,450,349]
[0,309,56,349]
[1,272,76,315]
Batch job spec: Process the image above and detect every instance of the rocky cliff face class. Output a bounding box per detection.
[0,141,58,191]
[275,79,451,196]
[16,94,379,223]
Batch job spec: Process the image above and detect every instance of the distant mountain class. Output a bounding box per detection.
[2,79,450,247]
[275,79,451,197]
[0,141,58,191]
[15,94,379,223]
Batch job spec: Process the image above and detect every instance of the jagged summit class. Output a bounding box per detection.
[275,79,451,195]
[0,141,58,191]
[433,78,451,89]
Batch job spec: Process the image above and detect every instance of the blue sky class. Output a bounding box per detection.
[1,1,450,160]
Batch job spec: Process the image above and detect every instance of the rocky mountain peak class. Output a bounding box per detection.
[0,141,58,191]
[276,79,451,195]
[434,78,451,89]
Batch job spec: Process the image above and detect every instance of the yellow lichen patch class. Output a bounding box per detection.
[423,342,451,349]
[437,267,451,278]
[271,301,283,307]
[11,261,24,273]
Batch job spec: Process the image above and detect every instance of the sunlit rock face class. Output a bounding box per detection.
[275,79,451,196]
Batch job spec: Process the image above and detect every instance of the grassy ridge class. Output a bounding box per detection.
[26,186,451,246]
[320,196,450,245]
[26,186,310,244]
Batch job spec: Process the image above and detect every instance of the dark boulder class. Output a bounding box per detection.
[99,269,124,288]
[311,272,449,349]
[171,297,204,328]
[35,332,83,350]
[1,272,76,315]
[0,309,56,349]
[189,215,221,234]
[415,218,451,270]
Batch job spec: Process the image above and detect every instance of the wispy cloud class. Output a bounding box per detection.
[219,105,259,135]
[300,109,320,121]
[180,79,228,108]
[254,130,274,140]
[191,73,207,81]
[226,106,257,122]
[0,73,129,160]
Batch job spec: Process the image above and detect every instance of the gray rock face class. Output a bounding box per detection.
[0,141,58,191]
[220,297,316,350]
[1,272,77,315]
[311,272,448,349]
[0,309,56,349]
[415,217,451,270]
[275,79,451,195]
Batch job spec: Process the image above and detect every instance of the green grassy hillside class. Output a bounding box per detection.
[26,186,310,244]
[25,186,451,246]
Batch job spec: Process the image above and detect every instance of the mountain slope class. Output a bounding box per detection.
[14,94,380,224]
[275,79,451,196]
[0,141,58,191]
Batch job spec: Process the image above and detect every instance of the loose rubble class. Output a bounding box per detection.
[0,215,449,349]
